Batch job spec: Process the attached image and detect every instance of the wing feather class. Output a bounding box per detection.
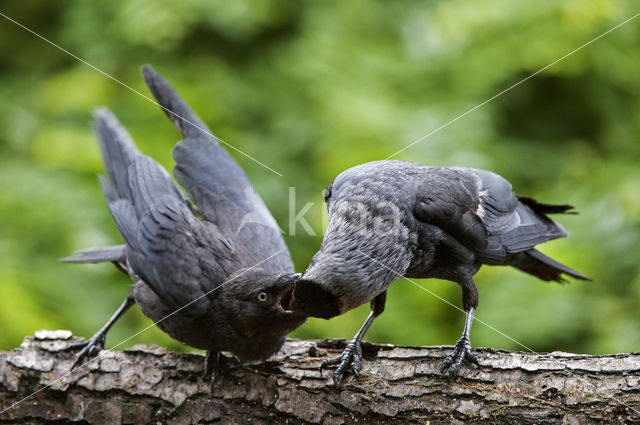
[142,65,292,274]
[414,167,571,264]
[467,168,569,263]
[413,168,488,252]
[135,196,230,315]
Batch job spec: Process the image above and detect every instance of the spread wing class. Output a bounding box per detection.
[142,65,292,274]
[135,196,231,314]
[94,109,232,315]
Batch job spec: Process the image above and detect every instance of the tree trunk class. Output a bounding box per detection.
[0,331,639,424]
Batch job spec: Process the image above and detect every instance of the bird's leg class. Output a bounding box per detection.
[321,291,386,386]
[441,308,480,375]
[441,278,480,375]
[204,350,222,389]
[68,290,136,370]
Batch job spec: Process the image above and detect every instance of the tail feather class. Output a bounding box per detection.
[516,248,591,282]
[517,195,578,215]
[60,245,126,264]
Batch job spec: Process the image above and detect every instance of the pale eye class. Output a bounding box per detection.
[257,292,268,302]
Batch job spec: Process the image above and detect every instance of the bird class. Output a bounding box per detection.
[62,65,305,380]
[292,160,590,384]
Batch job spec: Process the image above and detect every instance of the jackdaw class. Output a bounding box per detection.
[292,160,590,382]
[63,65,305,378]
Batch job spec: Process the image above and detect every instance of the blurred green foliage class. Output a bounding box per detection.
[0,0,638,356]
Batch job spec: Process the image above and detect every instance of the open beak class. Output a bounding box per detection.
[277,284,295,314]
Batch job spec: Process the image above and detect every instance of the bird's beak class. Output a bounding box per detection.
[287,274,309,316]
[275,273,300,314]
[277,285,295,314]
[288,295,306,315]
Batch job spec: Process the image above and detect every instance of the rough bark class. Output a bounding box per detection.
[0,330,639,424]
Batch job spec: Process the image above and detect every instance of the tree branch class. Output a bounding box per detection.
[1,330,639,424]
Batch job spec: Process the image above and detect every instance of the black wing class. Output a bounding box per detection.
[413,167,572,262]
[135,195,231,314]
[141,65,291,274]
[413,167,488,253]
[94,109,231,313]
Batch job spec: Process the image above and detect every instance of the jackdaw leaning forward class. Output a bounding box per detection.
[62,66,305,379]
[292,160,590,383]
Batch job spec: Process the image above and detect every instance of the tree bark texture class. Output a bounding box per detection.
[0,330,639,424]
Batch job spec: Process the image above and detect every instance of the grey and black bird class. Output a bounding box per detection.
[62,66,305,379]
[292,160,590,383]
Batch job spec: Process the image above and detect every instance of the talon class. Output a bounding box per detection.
[321,356,342,369]
[447,360,464,376]
[320,340,364,385]
[70,333,106,370]
[441,337,478,376]
[333,370,341,387]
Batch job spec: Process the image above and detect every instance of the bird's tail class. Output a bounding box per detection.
[516,195,577,215]
[515,248,591,282]
[60,245,126,264]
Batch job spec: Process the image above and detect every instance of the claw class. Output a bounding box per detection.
[321,340,363,385]
[332,371,341,388]
[69,333,106,370]
[441,336,479,375]
[321,356,342,369]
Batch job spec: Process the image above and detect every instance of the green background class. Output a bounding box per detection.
[1,1,639,357]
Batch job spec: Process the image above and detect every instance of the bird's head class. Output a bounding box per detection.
[224,269,302,316]
[218,269,307,357]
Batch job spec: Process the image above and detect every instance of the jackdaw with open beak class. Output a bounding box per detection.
[293,160,590,383]
[62,65,305,379]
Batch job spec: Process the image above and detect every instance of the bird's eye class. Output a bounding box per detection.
[257,292,268,302]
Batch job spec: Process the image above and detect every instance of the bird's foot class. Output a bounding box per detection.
[321,339,363,386]
[204,350,222,390]
[67,332,107,371]
[441,336,480,375]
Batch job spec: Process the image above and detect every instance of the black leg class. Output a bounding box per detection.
[69,291,135,370]
[321,291,386,386]
[441,278,480,375]
[441,307,480,375]
[204,350,222,389]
